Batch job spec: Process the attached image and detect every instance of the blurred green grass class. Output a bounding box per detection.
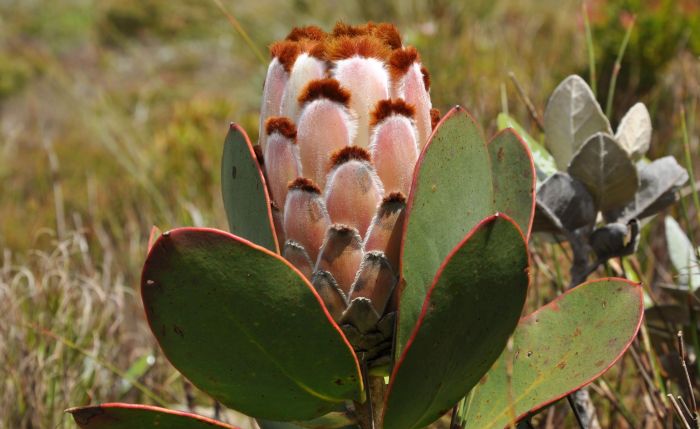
[0,0,699,427]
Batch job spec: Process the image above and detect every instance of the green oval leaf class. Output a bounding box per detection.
[568,133,638,212]
[68,403,239,429]
[460,278,643,429]
[384,215,529,429]
[544,75,611,170]
[398,107,494,354]
[142,228,362,421]
[256,413,357,429]
[221,123,279,253]
[488,128,537,238]
[497,113,557,179]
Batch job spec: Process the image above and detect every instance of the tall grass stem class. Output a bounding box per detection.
[605,16,635,118]
[583,2,597,96]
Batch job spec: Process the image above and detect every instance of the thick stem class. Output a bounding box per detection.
[354,354,386,429]
[564,228,601,429]
[570,389,601,429]
[353,398,373,429]
[368,376,386,426]
[566,228,597,289]
[569,387,600,429]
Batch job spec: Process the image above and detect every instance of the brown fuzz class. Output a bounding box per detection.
[286,25,326,42]
[430,108,441,130]
[265,117,297,139]
[376,192,407,216]
[323,35,391,61]
[370,99,416,127]
[327,223,362,239]
[307,42,327,59]
[253,145,264,166]
[269,41,301,72]
[332,21,372,38]
[372,23,402,50]
[298,78,351,106]
[382,192,407,206]
[288,177,321,194]
[329,146,372,168]
[388,46,419,81]
[420,65,431,91]
[377,192,406,218]
[332,22,402,50]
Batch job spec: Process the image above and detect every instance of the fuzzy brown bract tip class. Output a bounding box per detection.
[370,99,416,127]
[332,21,373,38]
[430,108,441,130]
[420,65,431,91]
[269,40,301,72]
[372,23,402,50]
[383,191,407,206]
[329,146,372,168]
[287,177,322,194]
[331,21,402,51]
[298,78,351,107]
[323,35,391,61]
[286,25,326,42]
[265,116,297,139]
[388,46,420,81]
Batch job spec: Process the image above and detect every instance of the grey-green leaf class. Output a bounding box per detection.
[535,172,596,232]
[544,75,612,170]
[568,133,638,212]
[615,102,652,161]
[605,156,688,222]
[665,216,700,290]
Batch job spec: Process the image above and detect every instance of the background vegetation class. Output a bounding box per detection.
[1,0,698,427]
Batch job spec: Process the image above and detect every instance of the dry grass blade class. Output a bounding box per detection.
[0,227,177,428]
[677,331,699,427]
[508,72,544,132]
[211,0,266,65]
[669,394,693,429]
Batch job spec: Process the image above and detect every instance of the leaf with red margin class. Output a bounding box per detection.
[142,228,362,421]
[398,106,494,355]
[488,128,537,240]
[147,226,162,252]
[67,403,239,428]
[384,215,529,429]
[221,123,279,253]
[460,278,644,429]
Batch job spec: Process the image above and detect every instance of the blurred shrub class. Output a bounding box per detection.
[0,54,32,100]
[589,0,700,118]
[97,0,217,46]
[151,97,233,214]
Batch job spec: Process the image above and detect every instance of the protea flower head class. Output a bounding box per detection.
[67,21,646,429]
[258,22,439,365]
